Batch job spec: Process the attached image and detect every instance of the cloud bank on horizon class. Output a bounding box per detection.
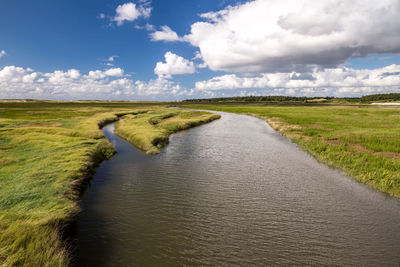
[1,0,400,100]
[0,65,187,100]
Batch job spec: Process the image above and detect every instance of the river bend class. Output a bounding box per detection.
[73,111,400,266]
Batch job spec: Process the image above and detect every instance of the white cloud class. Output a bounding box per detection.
[194,64,400,97]
[0,66,187,100]
[113,2,151,26]
[104,68,124,76]
[108,55,118,62]
[22,72,37,83]
[154,52,196,78]
[88,68,124,79]
[150,26,182,42]
[134,77,186,96]
[45,69,81,84]
[1,64,398,100]
[184,0,400,73]
[0,50,6,59]
[68,69,80,79]
[0,66,27,82]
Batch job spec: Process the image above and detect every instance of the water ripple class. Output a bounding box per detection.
[73,111,400,267]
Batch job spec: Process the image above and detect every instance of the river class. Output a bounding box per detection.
[72,111,400,266]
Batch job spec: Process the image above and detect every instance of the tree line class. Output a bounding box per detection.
[183,93,400,103]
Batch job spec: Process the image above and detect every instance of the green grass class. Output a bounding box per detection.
[0,102,219,266]
[181,104,400,198]
[3,100,398,265]
[114,108,220,155]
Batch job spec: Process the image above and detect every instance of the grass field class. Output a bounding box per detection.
[181,104,400,198]
[2,101,399,266]
[0,102,218,266]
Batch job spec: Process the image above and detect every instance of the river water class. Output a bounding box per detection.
[73,111,400,266]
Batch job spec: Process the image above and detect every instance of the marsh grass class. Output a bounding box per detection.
[181,104,400,198]
[0,102,192,266]
[114,109,220,155]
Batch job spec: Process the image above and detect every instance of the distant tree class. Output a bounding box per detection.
[360,93,400,102]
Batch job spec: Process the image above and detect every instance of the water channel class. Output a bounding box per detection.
[73,111,400,266]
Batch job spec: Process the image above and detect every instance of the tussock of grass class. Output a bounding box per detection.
[182,104,400,198]
[115,109,220,155]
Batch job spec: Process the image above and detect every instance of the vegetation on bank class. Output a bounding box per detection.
[0,102,218,266]
[183,93,400,104]
[183,95,358,104]
[114,108,220,155]
[0,103,142,266]
[360,93,400,103]
[181,104,400,198]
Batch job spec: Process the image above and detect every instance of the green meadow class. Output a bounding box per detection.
[181,104,400,198]
[2,100,400,266]
[0,101,218,266]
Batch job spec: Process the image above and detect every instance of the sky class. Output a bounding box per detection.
[0,0,400,100]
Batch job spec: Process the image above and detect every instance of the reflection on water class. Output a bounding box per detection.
[73,111,400,266]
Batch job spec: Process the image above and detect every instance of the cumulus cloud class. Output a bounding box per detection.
[113,2,151,26]
[45,69,81,84]
[150,26,182,42]
[135,77,188,96]
[154,52,196,78]
[88,68,124,79]
[184,0,400,73]
[0,50,6,59]
[194,64,400,97]
[0,66,187,100]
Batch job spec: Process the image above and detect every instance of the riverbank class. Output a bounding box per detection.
[114,108,220,155]
[181,104,400,198]
[0,102,218,266]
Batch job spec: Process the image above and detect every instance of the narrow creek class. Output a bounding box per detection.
[72,111,400,266]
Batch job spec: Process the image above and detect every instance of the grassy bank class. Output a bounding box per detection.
[0,102,218,266]
[181,104,400,198]
[0,102,144,266]
[114,108,220,155]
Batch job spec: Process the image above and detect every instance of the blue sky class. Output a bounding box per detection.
[0,1,223,75]
[0,0,399,100]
